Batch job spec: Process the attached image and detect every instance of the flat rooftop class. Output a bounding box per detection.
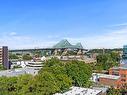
[93,73,120,80]
[0,67,42,77]
[54,86,102,95]
[112,64,127,70]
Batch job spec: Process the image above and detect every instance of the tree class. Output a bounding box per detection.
[34,50,42,57]
[9,53,19,59]
[22,54,32,61]
[38,59,72,94]
[0,58,92,94]
[0,64,5,70]
[34,72,61,94]
[110,52,120,62]
[16,74,33,94]
[96,52,120,70]
[65,60,92,87]
[43,57,62,67]
[107,87,121,95]
[0,76,18,95]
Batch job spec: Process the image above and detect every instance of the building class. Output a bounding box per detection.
[92,87,108,95]
[54,86,103,95]
[0,67,41,77]
[122,45,127,64]
[109,65,127,89]
[91,73,121,89]
[123,45,127,59]
[121,45,127,64]
[0,46,10,69]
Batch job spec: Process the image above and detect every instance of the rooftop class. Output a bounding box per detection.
[92,87,109,94]
[0,67,41,77]
[92,73,120,80]
[54,86,102,95]
[112,64,127,70]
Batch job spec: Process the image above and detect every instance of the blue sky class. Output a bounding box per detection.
[0,0,127,49]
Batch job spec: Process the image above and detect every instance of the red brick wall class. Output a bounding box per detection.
[99,78,120,89]
[109,68,127,89]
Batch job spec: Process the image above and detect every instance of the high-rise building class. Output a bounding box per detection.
[121,45,127,64]
[123,45,127,59]
[0,46,10,69]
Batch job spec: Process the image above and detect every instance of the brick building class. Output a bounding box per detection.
[91,73,121,89]
[109,65,127,89]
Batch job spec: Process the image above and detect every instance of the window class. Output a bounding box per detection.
[121,79,126,82]
[121,74,126,78]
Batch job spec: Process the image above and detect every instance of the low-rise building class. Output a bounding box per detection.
[0,67,41,77]
[91,73,121,89]
[109,65,127,89]
[54,86,103,95]
[91,87,108,95]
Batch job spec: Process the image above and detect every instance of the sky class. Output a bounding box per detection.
[0,0,127,49]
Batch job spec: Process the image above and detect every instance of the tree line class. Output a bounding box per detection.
[95,52,120,70]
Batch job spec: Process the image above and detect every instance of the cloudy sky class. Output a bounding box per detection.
[0,0,127,49]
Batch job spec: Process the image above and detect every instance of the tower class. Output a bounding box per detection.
[0,46,10,69]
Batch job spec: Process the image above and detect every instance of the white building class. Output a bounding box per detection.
[0,67,41,77]
[54,86,102,95]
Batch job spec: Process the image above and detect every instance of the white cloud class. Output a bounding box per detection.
[66,26,127,49]
[110,23,127,27]
[1,24,127,49]
[9,32,17,36]
[47,35,60,39]
[0,32,57,49]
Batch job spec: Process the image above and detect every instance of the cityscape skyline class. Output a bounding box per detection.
[0,0,127,49]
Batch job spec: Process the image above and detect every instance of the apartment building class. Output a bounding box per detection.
[109,65,127,89]
[91,73,121,89]
[0,46,10,69]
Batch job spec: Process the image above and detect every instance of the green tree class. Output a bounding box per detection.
[9,53,19,59]
[34,72,61,94]
[65,60,92,87]
[16,74,33,94]
[22,54,32,61]
[34,50,42,57]
[96,52,120,70]
[0,76,18,95]
[0,58,93,94]
[107,87,121,95]
[38,59,72,94]
[43,57,62,67]
[0,64,5,70]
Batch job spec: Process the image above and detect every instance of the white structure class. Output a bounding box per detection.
[21,61,27,68]
[120,59,127,64]
[54,86,102,95]
[16,61,43,68]
[0,67,41,77]
[16,61,27,68]
[41,56,46,61]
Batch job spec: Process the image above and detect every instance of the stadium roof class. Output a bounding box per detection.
[53,39,83,49]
